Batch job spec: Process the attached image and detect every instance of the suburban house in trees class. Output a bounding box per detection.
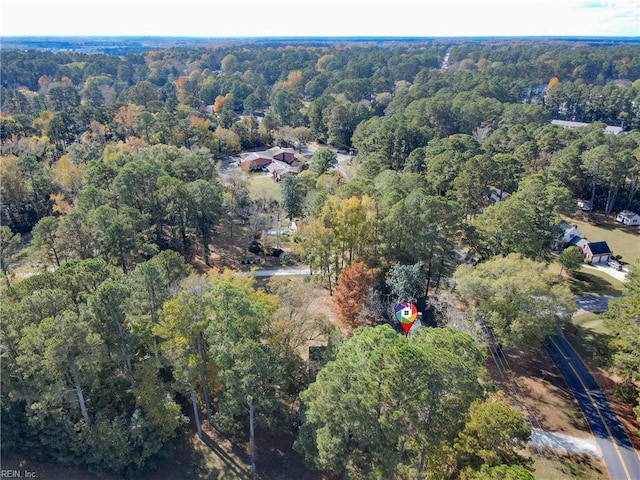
[576,240,613,264]
[556,222,582,248]
[558,222,612,264]
[239,146,296,172]
[615,210,640,226]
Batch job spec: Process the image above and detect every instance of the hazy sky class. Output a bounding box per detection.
[1,0,638,37]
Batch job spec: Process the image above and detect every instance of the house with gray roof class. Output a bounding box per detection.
[551,119,623,135]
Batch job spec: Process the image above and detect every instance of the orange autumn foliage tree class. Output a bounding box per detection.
[213,95,226,114]
[285,70,304,89]
[332,262,373,331]
[547,76,559,91]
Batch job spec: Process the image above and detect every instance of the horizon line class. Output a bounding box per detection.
[2,34,640,40]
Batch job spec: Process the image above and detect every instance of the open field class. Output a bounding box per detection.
[566,267,625,295]
[247,173,282,203]
[562,213,640,265]
[572,311,608,334]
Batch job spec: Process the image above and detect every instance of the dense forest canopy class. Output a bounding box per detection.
[1,37,639,478]
[2,39,640,233]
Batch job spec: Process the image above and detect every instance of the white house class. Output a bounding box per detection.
[551,119,623,135]
[616,210,640,226]
[605,125,624,135]
[551,120,590,129]
[557,222,582,244]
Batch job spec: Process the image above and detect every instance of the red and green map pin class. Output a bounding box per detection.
[395,302,418,336]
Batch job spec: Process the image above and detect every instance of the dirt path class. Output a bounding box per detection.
[531,429,602,457]
[242,267,313,276]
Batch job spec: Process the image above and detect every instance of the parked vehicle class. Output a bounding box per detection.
[607,259,622,271]
[577,200,592,211]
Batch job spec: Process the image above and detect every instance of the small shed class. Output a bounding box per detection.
[615,210,640,226]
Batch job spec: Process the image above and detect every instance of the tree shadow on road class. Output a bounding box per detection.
[562,324,613,369]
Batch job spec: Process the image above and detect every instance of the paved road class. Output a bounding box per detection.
[546,334,640,480]
[575,294,621,313]
[441,48,451,70]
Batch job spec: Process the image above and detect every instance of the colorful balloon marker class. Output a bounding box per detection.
[395,302,418,336]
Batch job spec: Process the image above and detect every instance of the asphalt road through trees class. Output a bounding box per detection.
[546,334,640,480]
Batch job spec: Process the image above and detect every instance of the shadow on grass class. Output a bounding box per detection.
[200,430,251,479]
[580,212,640,233]
[565,270,623,296]
[533,449,606,480]
[143,429,251,480]
[563,323,614,369]
[255,429,329,480]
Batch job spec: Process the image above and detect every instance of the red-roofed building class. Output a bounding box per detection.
[239,146,296,171]
[239,151,273,171]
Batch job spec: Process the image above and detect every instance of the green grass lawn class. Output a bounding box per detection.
[547,262,625,296]
[565,310,614,369]
[562,213,640,265]
[566,267,625,296]
[247,173,282,202]
[572,311,609,334]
